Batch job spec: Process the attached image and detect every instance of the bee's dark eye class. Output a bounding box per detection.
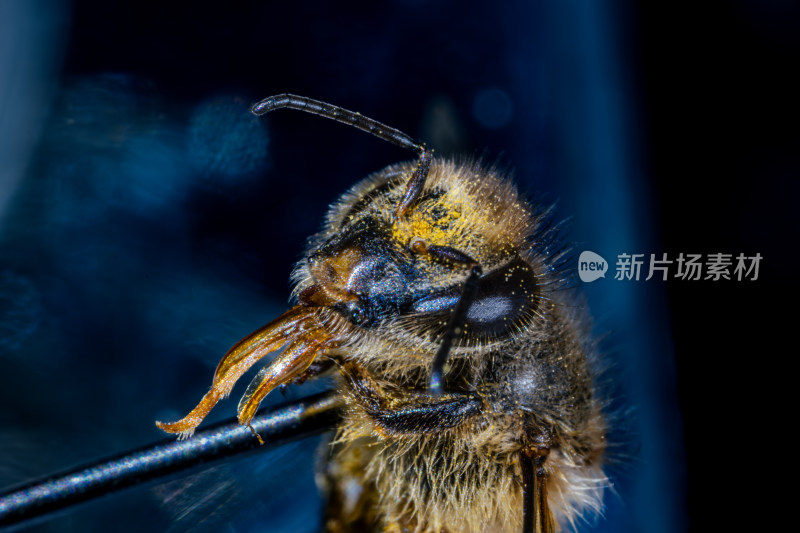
[466,295,515,324]
[407,257,539,340]
[468,257,539,337]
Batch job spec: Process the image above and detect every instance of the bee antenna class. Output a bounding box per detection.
[251,94,432,218]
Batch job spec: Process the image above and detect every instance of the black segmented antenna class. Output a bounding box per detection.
[252,94,423,153]
[250,94,432,218]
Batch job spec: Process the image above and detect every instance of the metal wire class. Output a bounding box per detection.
[0,391,342,528]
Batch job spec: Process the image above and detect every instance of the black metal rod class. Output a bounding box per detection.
[0,391,342,528]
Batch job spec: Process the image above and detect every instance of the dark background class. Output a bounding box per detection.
[0,1,795,532]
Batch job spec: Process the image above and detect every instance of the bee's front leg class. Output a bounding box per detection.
[340,361,483,436]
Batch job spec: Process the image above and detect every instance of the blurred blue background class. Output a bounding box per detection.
[1,0,794,531]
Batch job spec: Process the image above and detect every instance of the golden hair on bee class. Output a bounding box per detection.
[156,94,609,533]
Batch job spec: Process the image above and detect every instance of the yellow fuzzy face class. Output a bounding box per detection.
[390,193,463,248]
[325,160,536,271]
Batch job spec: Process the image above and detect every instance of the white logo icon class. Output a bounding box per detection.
[578,251,607,282]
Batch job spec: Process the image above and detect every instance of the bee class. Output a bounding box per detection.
[156,94,609,533]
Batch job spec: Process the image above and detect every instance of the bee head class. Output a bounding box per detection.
[295,159,546,349]
[299,215,412,327]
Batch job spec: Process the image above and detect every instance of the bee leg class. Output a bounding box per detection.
[343,361,482,435]
[320,434,381,533]
[521,435,556,533]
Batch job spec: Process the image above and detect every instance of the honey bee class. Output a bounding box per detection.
[156,94,609,533]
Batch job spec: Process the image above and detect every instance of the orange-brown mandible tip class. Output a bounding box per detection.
[155,389,221,439]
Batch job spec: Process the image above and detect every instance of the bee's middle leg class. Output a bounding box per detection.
[341,361,483,435]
